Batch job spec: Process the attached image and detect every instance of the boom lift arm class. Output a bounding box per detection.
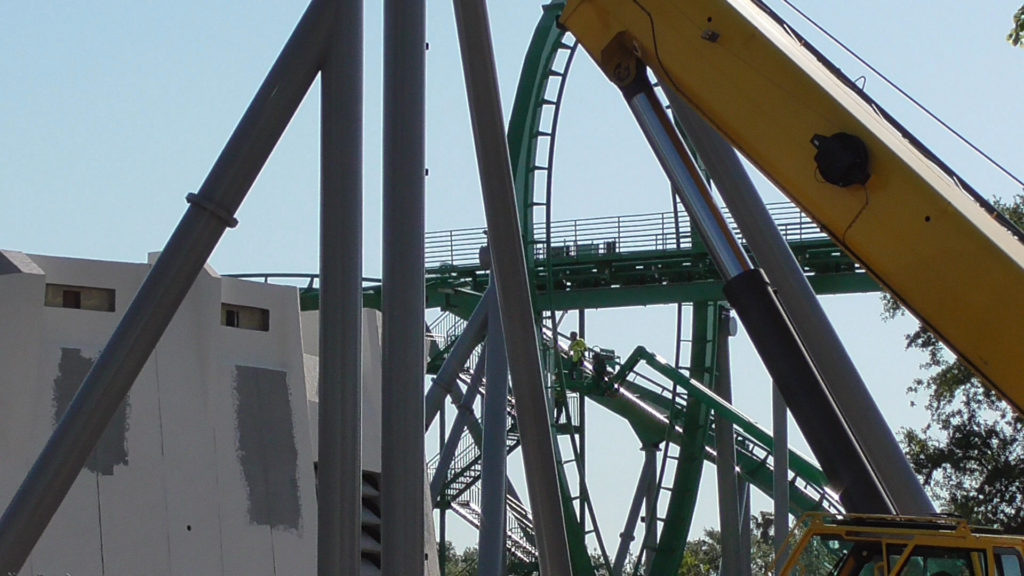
[560,0,1024,414]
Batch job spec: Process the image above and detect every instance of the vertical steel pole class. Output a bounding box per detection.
[667,90,933,515]
[439,506,448,576]
[479,294,509,576]
[439,399,447,576]
[738,480,752,576]
[772,385,789,575]
[319,0,363,573]
[642,445,659,574]
[0,2,335,572]
[452,0,573,573]
[381,0,425,571]
[714,307,742,576]
[577,309,586,531]
[578,374,587,527]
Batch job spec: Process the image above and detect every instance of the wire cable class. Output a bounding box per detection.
[776,0,1024,191]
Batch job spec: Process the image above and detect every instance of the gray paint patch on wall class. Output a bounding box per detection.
[233,365,301,531]
[53,347,130,475]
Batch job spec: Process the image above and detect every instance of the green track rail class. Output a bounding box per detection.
[282,201,877,315]
[423,323,841,574]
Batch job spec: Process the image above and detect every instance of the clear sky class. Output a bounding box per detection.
[2,0,1022,556]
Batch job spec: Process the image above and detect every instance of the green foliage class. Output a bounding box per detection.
[677,512,777,576]
[677,528,722,576]
[590,549,614,576]
[1009,5,1024,47]
[440,541,479,576]
[884,195,1024,532]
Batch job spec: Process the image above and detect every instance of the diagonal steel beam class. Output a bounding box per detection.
[431,354,487,504]
[667,91,933,515]
[612,445,657,576]
[0,2,335,572]
[425,286,493,430]
[451,0,573,572]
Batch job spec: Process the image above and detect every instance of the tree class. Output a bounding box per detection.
[884,195,1024,532]
[677,528,721,576]
[440,541,479,576]
[1010,5,1024,46]
[677,512,778,576]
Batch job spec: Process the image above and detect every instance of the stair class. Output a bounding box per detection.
[361,472,382,575]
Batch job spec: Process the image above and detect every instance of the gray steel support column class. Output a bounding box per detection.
[439,498,448,576]
[625,89,750,280]
[613,446,657,576]
[479,294,509,576]
[425,286,494,430]
[642,445,659,574]
[772,385,789,575]
[578,309,587,531]
[714,307,742,576]
[452,0,573,573]
[667,91,933,515]
[381,0,425,571]
[430,354,486,503]
[738,480,752,576]
[622,74,891,514]
[0,2,335,571]
[319,0,363,573]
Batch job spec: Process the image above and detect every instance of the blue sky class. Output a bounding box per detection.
[3,0,1022,553]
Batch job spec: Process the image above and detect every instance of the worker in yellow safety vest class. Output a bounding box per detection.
[568,331,587,380]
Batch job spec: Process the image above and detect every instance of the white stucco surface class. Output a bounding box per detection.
[0,252,319,575]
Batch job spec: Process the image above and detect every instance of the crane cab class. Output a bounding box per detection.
[777,513,1024,576]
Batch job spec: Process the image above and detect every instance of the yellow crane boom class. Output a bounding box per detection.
[561,0,1024,414]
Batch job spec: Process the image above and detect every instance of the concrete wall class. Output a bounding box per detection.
[0,251,318,576]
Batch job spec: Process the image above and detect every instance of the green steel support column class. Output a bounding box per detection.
[577,309,587,531]
[557,464,598,576]
[649,301,718,576]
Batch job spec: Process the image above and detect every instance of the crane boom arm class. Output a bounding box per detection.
[561,0,1024,413]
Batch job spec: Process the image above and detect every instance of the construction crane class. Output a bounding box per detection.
[559,0,1024,413]
[551,0,1024,572]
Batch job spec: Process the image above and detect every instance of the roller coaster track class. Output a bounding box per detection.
[225,3,877,573]
[421,324,841,573]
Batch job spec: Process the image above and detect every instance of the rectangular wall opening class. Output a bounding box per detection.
[221,303,270,332]
[44,284,115,312]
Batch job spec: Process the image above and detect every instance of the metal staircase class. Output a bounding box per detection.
[361,472,383,575]
[427,380,536,566]
[447,486,538,568]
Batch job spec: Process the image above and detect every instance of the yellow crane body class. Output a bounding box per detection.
[561,0,1024,413]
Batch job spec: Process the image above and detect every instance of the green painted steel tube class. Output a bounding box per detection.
[566,348,835,517]
[556,463,598,576]
[507,1,567,246]
[622,347,828,488]
[648,302,715,576]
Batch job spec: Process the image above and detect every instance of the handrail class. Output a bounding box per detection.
[228,201,840,288]
[425,201,826,270]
